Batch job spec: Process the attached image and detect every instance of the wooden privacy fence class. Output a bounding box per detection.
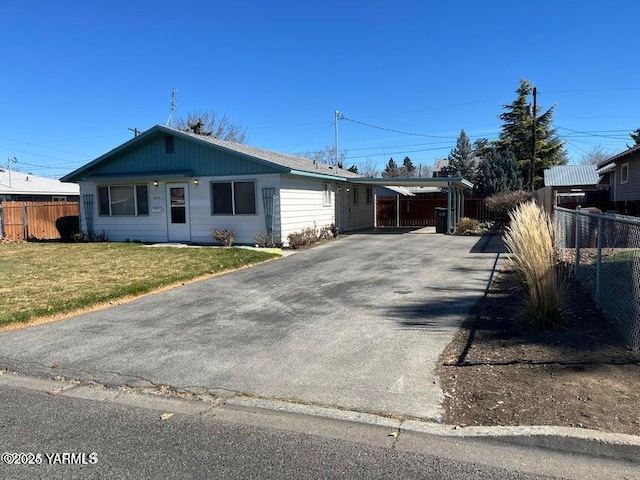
[376,195,501,227]
[0,201,79,241]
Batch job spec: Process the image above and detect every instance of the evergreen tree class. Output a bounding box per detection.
[381,158,400,178]
[443,130,477,185]
[481,147,523,195]
[629,128,640,147]
[347,164,359,174]
[498,79,567,189]
[400,156,416,177]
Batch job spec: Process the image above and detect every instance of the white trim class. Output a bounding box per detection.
[620,162,629,184]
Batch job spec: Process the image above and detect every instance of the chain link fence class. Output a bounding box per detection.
[555,206,640,351]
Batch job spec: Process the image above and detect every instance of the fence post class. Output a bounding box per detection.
[574,206,581,276]
[595,216,603,300]
[22,204,28,240]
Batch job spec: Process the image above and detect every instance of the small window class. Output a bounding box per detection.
[353,186,360,205]
[165,135,174,154]
[52,196,67,202]
[621,162,629,184]
[323,183,331,206]
[98,185,149,216]
[211,181,256,215]
[366,187,373,205]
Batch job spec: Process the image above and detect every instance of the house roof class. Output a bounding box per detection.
[543,165,599,187]
[432,158,449,172]
[597,143,640,171]
[0,169,79,196]
[62,125,361,183]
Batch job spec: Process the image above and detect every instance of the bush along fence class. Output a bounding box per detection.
[555,206,640,351]
[0,201,79,241]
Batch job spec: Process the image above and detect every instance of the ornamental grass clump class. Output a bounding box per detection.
[503,201,566,329]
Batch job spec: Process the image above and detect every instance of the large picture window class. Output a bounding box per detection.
[98,185,149,216]
[211,181,256,215]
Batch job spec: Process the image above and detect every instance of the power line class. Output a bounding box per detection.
[341,116,459,139]
[285,123,334,153]
[554,124,632,140]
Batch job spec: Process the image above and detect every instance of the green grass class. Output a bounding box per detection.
[0,242,278,327]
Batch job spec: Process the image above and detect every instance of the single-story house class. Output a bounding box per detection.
[61,125,376,245]
[597,144,640,215]
[0,169,79,203]
[533,164,607,212]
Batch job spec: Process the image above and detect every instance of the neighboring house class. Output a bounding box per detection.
[0,169,79,203]
[597,144,640,215]
[61,125,374,245]
[534,164,606,212]
[431,158,449,178]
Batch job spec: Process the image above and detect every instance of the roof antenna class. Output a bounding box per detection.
[165,88,177,127]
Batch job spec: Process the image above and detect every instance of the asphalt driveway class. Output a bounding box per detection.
[0,231,504,421]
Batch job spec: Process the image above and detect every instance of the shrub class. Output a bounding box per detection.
[55,215,80,242]
[485,190,531,217]
[503,201,566,329]
[213,229,235,247]
[254,231,274,248]
[72,230,108,242]
[287,227,318,249]
[454,217,480,235]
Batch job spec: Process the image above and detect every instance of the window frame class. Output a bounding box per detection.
[210,180,257,216]
[621,162,629,184]
[366,187,373,205]
[97,184,149,216]
[323,183,332,206]
[353,186,360,205]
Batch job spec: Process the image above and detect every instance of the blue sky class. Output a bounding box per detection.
[2,1,639,178]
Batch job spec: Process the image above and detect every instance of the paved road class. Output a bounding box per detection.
[4,382,636,480]
[0,231,503,421]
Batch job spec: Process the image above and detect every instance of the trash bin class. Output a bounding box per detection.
[434,207,448,233]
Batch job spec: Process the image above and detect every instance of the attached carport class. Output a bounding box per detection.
[352,177,473,233]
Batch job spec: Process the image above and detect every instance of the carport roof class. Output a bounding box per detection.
[351,177,473,189]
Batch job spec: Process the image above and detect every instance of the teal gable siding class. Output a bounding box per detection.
[89,135,282,177]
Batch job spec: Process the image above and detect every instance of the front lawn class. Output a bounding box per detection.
[0,243,278,327]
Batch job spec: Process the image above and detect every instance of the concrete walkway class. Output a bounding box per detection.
[0,232,504,421]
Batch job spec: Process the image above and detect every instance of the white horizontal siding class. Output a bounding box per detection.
[79,175,281,244]
[188,174,281,245]
[279,175,336,244]
[79,182,168,242]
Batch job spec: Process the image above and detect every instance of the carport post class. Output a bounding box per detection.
[447,182,453,233]
[396,194,400,227]
[457,187,462,224]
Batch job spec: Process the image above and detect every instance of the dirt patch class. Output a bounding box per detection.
[438,268,640,436]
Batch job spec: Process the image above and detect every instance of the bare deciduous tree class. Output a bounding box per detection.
[579,146,610,166]
[174,110,248,144]
[357,158,380,177]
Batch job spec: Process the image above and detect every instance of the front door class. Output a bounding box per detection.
[166,183,190,242]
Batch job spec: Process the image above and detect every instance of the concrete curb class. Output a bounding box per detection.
[2,371,637,464]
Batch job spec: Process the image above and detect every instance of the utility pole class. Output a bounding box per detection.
[529,86,537,190]
[334,110,340,169]
[7,157,17,188]
[128,127,141,137]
